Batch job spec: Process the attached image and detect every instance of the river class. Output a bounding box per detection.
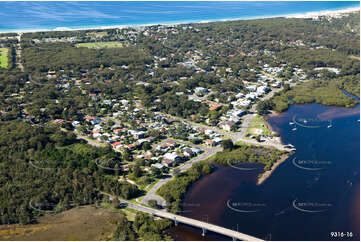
[168,102,360,241]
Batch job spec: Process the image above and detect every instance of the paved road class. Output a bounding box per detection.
[111,194,264,241]
[162,111,292,152]
[16,33,24,72]
[142,139,222,207]
[143,86,293,207]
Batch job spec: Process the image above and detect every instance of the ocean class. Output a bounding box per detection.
[0,1,359,32]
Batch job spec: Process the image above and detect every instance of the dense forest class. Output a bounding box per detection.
[22,43,152,72]
[157,161,213,213]
[112,212,172,241]
[270,74,360,112]
[0,122,139,225]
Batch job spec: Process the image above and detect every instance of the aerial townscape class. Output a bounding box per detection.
[0,2,359,241]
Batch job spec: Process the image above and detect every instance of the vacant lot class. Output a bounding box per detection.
[0,206,123,241]
[0,48,8,68]
[246,115,271,137]
[76,41,124,49]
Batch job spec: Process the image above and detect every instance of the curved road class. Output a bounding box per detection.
[102,192,264,241]
[142,140,222,207]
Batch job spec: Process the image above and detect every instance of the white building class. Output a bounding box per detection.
[194,87,209,95]
[163,152,181,162]
[246,85,257,92]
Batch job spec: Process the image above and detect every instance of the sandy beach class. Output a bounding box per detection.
[258,112,294,185]
[285,6,359,19]
[257,153,291,185]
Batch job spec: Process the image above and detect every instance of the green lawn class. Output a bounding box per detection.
[75,41,125,49]
[0,48,8,68]
[246,115,271,137]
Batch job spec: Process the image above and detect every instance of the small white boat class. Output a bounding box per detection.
[327,120,332,128]
[292,127,297,131]
[289,122,294,125]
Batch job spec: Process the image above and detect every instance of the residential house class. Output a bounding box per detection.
[183,148,194,157]
[246,85,257,92]
[191,148,202,154]
[128,130,146,139]
[219,121,236,131]
[194,87,209,95]
[151,163,165,169]
[163,152,181,163]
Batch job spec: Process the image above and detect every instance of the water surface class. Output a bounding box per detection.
[0,1,359,32]
[170,103,360,241]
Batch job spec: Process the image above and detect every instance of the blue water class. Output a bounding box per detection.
[174,103,360,240]
[343,89,360,101]
[0,1,359,32]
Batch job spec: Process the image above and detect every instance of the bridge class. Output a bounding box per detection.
[118,198,264,241]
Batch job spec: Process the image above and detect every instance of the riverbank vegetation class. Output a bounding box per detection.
[156,161,213,213]
[270,74,360,112]
[112,212,172,240]
[213,141,287,171]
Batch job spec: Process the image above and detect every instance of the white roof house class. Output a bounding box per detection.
[194,87,209,95]
[219,121,236,131]
[235,93,245,99]
[246,85,257,92]
[213,137,223,144]
[227,109,245,117]
[191,148,202,154]
[257,86,268,93]
[128,130,146,138]
[246,93,257,100]
[239,99,252,107]
[120,99,129,106]
[163,152,181,161]
[151,163,165,169]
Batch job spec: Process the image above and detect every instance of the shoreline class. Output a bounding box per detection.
[256,153,291,186]
[0,6,358,34]
[256,110,293,185]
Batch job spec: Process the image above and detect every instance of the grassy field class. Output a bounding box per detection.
[246,115,271,137]
[76,41,124,49]
[0,206,122,241]
[0,48,8,68]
